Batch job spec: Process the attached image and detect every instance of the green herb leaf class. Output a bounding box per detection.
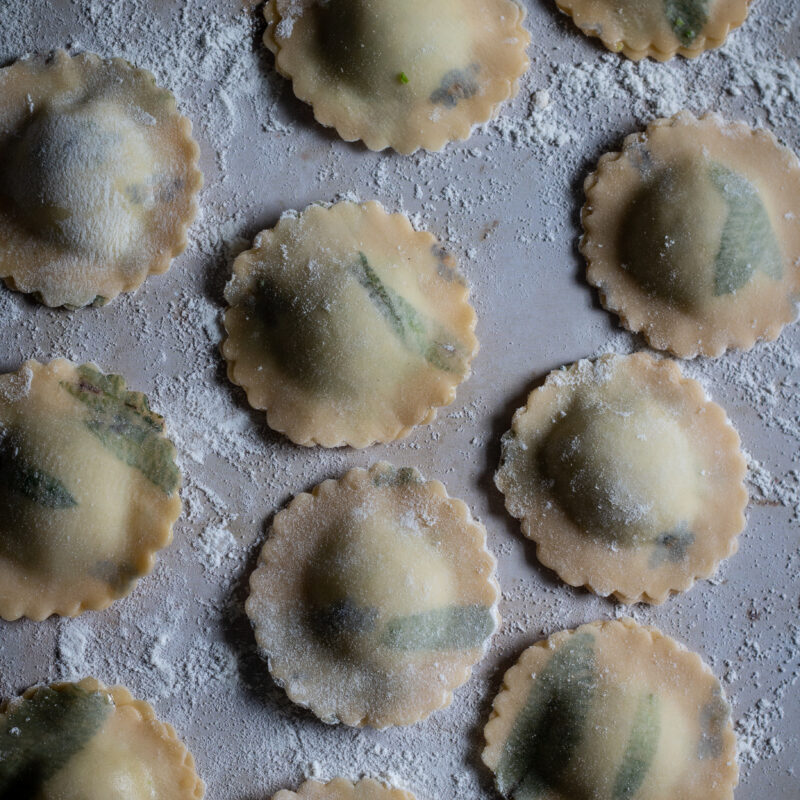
[353,252,462,373]
[0,684,112,797]
[495,632,598,798]
[0,443,77,509]
[710,163,783,295]
[612,693,661,800]
[380,605,494,651]
[664,0,709,46]
[398,71,409,85]
[61,365,180,495]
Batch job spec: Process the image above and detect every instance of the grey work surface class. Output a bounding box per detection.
[0,0,798,798]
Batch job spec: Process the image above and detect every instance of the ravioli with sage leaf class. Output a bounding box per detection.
[0,678,204,800]
[554,0,750,60]
[0,360,182,621]
[262,0,530,153]
[245,462,499,728]
[582,111,800,357]
[495,353,747,604]
[0,49,202,308]
[222,201,478,448]
[273,778,416,800]
[482,618,738,800]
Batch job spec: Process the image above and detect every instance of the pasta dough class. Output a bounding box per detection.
[0,678,204,799]
[246,462,499,727]
[222,201,478,447]
[263,0,530,153]
[582,111,800,357]
[495,353,747,603]
[273,778,415,800]
[555,0,750,60]
[0,50,202,308]
[482,618,738,800]
[0,360,182,620]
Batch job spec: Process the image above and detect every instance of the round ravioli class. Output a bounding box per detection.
[273,778,415,800]
[263,0,530,153]
[0,360,182,620]
[555,0,750,60]
[495,353,747,604]
[0,50,202,308]
[222,201,478,448]
[245,462,499,728]
[0,678,204,799]
[482,618,738,800]
[582,111,800,357]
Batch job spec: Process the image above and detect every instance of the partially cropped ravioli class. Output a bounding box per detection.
[0,678,204,800]
[246,462,499,727]
[555,0,750,60]
[273,778,416,800]
[582,111,800,357]
[263,0,530,153]
[0,360,182,620]
[495,353,747,603]
[222,201,478,448]
[0,50,202,308]
[482,618,738,800]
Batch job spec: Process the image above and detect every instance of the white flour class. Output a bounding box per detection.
[0,0,799,798]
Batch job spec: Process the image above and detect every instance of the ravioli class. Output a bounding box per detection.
[555,0,750,60]
[482,618,738,800]
[273,778,416,800]
[245,462,499,727]
[582,111,800,357]
[222,201,478,448]
[0,50,202,308]
[495,353,747,604]
[0,360,182,620]
[263,0,530,153]
[0,678,204,800]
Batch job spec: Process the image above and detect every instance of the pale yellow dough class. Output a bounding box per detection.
[495,353,747,604]
[0,678,204,799]
[555,0,750,60]
[482,618,738,800]
[222,201,478,448]
[273,778,415,800]
[245,462,499,728]
[0,50,202,308]
[582,111,800,357]
[0,360,182,620]
[263,0,530,153]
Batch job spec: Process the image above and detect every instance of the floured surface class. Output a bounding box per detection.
[0,0,797,799]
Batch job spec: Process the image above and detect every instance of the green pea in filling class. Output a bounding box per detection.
[664,0,710,47]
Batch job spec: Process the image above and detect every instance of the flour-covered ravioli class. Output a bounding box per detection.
[0,360,182,620]
[0,678,204,799]
[555,0,749,60]
[263,0,530,153]
[0,50,202,308]
[246,462,499,727]
[222,202,478,448]
[582,111,800,357]
[496,353,746,603]
[482,618,738,800]
[273,778,415,800]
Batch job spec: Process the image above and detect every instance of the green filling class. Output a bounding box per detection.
[380,604,494,650]
[60,365,179,495]
[612,693,661,800]
[710,163,783,295]
[495,632,598,799]
[0,685,112,798]
[649,523,694,567]
[371,464,423,488]
[430,65,480,107]
[664,0,709,46]
[310,598,379,645]
[353,252,461,374]
[0,443,76,509]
